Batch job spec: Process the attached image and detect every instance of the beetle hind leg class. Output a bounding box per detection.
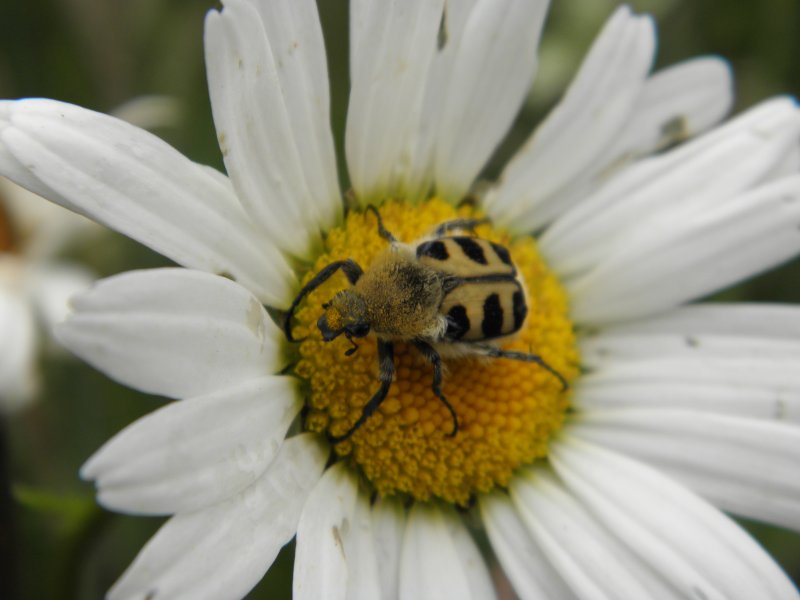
[433,217,490,237]
[475,344,569,391]
[365,205,398,243]
[414,340,459,437]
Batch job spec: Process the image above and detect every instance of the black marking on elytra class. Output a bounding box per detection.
[513,290,527,331]
[416,240,449,261]
[491,242,512,266]
[446,305,470,340]
[454,237,488,264]
[482,293,503,337]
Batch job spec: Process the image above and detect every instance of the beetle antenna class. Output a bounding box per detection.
[283,259,364,342]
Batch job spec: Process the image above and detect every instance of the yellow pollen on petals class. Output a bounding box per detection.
[293,199,579,505]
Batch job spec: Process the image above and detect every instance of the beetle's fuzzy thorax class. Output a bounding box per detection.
[354,246,447,340]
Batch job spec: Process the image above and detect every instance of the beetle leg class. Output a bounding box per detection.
[282,259,364,342]
[413,340,459,437]
[433,217,490,237]
[329,340,395,443]
[474,344,569,391]
[365,205,398,243]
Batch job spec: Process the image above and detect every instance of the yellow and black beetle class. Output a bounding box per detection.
[284,207,567,442]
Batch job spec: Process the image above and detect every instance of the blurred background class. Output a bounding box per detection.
[1,0,798,598]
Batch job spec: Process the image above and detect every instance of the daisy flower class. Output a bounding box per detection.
[0,177,95,410]
[2,1,799,598]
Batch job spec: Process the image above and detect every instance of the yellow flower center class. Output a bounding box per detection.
[292,199,579,505]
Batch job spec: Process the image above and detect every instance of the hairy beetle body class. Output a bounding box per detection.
[284,208,566,442]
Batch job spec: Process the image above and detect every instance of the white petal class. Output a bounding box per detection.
[82,375,301,515]
[0,136,63,210]
[568,175,800,324]
[295,474,382,600]
[582,302,800,340]
[57,268,282,399]
[293,463,359,600]
[399,503,496,600]
[486,6,655,229]
[401,0,483,203]
[28,262,93,330]
[0,99,292,305]
[205,0,340,259]
[434,0,550,202]
[505,57,733,230]
[550,438,799,599]
[570,409,800,531]
[347,0,485,203]
[345,493,382,600]
[245,0,340,227]
[608,57,733,164]
[345,0,445,202]
[480,492,577,600]
[582,335,800,367]
[449,511,497,600]
[348,0,373,81]
[541,97,800,279]
[511,467,661,599]
[372,497,406,600]
[769,141,800,180]
[577,304,800,422]
[0,286,38,410]
[108,434,327,600]
[574,358,800,423]
[575,304,800,423]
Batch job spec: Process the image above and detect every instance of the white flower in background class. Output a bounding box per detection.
[0,95,178,412]
[0,177,95,410]
[2,1,800,599]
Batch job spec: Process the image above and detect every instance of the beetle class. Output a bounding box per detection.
[284,206,567,442]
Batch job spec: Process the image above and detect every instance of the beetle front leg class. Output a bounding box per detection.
[329,340,395,443]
